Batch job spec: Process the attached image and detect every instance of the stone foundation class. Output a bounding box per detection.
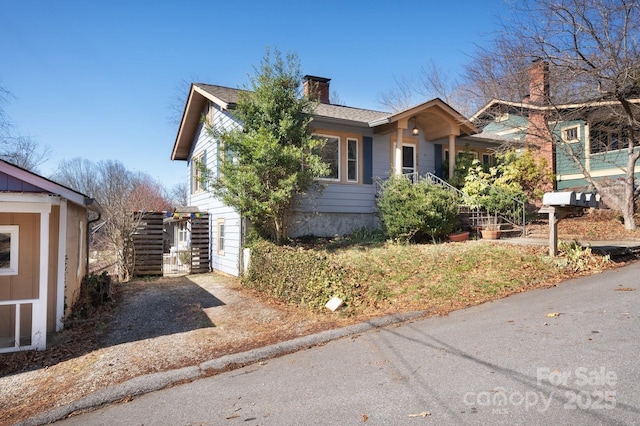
[289,212,377,238]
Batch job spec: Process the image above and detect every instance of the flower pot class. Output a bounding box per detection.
[448,231,470,242]
[481,229,501,240]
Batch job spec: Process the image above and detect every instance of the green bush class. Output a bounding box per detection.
[376,175,459,242]
[243,240,364,311]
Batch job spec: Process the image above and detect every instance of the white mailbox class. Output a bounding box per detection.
[540,191,600,257]
[542,191,576,206]
[542,191,599,208]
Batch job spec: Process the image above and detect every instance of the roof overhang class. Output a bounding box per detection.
[0,160,102,213]
[371,98,478,139]
[171,84,234,161]
[471,98,640,122]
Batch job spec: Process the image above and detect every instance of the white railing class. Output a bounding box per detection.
[376,172,527,236]
[0,298,39,353]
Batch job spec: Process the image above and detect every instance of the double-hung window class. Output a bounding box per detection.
[192,151,205,194]
[216,218,225,255]
[346,138,358,182]
[315,133,360,183]
[317,135,340,181]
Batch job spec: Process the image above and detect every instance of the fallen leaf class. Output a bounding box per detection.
[362,414,368,422]
[408,411,431,417]
[615,287,635,291]
[545,312,560,317]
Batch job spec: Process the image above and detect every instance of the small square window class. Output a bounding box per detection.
[0,226,19,275]
[564,127,579,142]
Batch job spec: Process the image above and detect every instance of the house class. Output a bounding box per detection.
[171,76,501,276]
[472,60,640,192]
[0,160,102,353]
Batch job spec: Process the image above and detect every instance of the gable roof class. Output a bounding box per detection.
[172,82,482,161]
[0,160,102,212]
[472,97,640,123]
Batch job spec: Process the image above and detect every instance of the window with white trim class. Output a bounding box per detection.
[0,226,19,275]
[590,126,628,153]
[347,138,358,182]
[482,153,494,167]
[563,126,579,142]
[317,135,340,180]
[216,218,225,255]
[192,152,205,194]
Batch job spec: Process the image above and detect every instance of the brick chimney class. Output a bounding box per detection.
[303,75,331,104]
[528,59,550,105]
[525,59,556,191]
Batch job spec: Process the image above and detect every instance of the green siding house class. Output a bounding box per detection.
[472,61,640,193]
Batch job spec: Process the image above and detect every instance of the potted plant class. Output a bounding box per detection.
[448,229,470,242]
[481,214,502,240]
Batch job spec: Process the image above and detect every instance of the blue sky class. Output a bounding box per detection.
[1,0,507,190]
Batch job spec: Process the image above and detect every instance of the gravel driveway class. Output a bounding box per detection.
[1,274,343,425]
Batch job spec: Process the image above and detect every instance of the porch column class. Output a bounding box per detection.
[448,134,456,179]
[33,207,51,350]
[56,199,67,331]
[395,127,404,175]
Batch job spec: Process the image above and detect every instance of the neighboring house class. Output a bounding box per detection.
[472,60,640,191]
[171,76,501,276]
[0,160,102,353]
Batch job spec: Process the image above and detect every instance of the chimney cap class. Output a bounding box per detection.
[303,75,331,84]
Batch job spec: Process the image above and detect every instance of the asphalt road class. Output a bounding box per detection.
[56,262,640,425]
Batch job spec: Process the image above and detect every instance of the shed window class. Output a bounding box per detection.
[0,226,19,276]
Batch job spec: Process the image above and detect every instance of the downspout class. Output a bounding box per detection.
[84,197,103,278]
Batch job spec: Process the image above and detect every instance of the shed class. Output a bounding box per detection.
[0,160,102,352]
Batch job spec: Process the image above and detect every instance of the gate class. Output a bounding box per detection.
[130,211,210,277]
[131,212,164,276]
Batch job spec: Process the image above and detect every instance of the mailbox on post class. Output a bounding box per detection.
[539,191,600,256]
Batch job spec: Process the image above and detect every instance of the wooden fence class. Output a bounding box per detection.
[129,211,210,277]
[130,212,164,276]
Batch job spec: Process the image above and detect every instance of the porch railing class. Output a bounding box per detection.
[376,172,527,236]
[0,298,41,353]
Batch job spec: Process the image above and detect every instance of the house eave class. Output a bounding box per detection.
[0,160,96,210]
[171,85,238,162]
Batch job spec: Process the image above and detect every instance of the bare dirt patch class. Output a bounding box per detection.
[0,274,354,425]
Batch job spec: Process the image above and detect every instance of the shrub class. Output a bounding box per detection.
[376,175,459,242]
[243,240,364,311]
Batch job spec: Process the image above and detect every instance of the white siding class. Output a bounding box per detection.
[297,184,376,214]
[187,107,242,277]
[371,136,392,180]
[419,139,436,175]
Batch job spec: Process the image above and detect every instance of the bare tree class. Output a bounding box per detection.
[51,158,100,196]
[377,74,420,112]
[169,182,188,207]
[378,60,489,117]
[0,85,51,173]
[0,135,51,172]
[54,158,171,280]
[478,0,640,229]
